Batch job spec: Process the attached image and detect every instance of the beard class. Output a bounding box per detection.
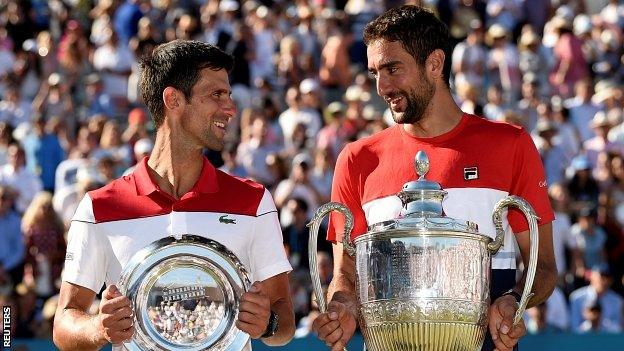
[390,78,435,124]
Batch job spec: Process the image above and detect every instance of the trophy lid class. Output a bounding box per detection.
[367,151,478,234]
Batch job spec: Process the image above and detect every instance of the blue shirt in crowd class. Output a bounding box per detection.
[22,132,65,192]
[0,209,24,271]
[570,286,624,333]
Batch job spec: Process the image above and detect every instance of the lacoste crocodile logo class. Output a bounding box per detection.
[219,215,236,224]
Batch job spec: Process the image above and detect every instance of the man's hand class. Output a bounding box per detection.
[97,284,135,344]
[236,281,272,338]
[489,294,526,351]
[311,300,357,351]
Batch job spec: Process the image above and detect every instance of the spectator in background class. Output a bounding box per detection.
[274,154,321,226]
[518,29,552,97]
[95,120,132,175]
[279,86,322,147]
[565,79,600,143]
[569,206,608,277]
[567,155,601,212]
[319,9,352,103]
[0,122,14,165]
[282,198,314,269]
[570,265,623,332]
[56,20,90,93]
[21,114,65,192]
[317,101,348,159]
[237,115,280,185]
[534,119,568,186]
[551,103,580,160]
[483,85,506,121]
[0,143,43,213]
[525,303,562,334]
[32,73,76,136]
[79,73,114,122]
[0,186,24,290]
[584,111,624,169]
[517,74,543,131]
[451,20,486,97]
[549,16,589,98]
[486,24,521,103]
[53,165,103,227]
[122,107,151,148]
[579,299,621,333]
[114,0,143,45]
[309,148,334,204]
[548,184,574,280]
[93,27,134,111]
[219,142,247,178]
[0,85,32,128]
[21,192,66,299]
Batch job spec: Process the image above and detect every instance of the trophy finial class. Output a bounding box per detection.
[415,151,429,179]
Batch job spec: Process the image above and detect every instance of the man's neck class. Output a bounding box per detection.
[402,88,464,138]
[147,129,205,199]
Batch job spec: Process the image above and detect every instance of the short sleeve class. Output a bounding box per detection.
[249,189,292,282]
[508,129,555,232]
[327,144,368,243]
[61,194,108,293]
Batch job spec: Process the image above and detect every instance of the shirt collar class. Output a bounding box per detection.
[134,156,219,196]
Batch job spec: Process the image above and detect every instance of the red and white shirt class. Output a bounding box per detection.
[328,114,554,270]
[62,157,291,294]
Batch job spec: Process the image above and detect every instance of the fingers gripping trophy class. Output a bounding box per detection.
[308,151,540,351]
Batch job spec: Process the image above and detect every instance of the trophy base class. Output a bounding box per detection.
[362,322,486,351]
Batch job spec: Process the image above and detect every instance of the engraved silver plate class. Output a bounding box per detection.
[118,235,251,351]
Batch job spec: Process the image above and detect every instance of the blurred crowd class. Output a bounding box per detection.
[0,0,624,342]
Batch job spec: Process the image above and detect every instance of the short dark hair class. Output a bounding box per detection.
[139,40,234,128]
[363,5,452,86]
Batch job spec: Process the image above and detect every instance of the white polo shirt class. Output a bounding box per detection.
[62,156,291,350]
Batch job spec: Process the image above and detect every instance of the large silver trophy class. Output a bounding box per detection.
[308,151,539,351]
[118,235,251,350]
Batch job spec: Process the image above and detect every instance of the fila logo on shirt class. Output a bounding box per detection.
[464,167,479,181]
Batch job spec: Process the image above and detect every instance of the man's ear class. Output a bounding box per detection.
[163,87,182,111]
[426,49,446,81]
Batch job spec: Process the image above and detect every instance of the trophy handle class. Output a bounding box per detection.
[490,195,540,325]
[307,202,354,314]
[307,202,353,351]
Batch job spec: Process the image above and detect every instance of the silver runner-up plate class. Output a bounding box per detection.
[118,235,251,351]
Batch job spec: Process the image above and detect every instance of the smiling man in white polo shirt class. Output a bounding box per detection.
[53,40,295,350]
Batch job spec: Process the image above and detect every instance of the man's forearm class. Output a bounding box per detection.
[54,309,106,351]
[513,263,556,308]
[328,272,359,316]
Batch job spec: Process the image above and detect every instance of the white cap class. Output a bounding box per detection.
[219,0,239,12]
[299,78,319,94]
[134,138,154,155]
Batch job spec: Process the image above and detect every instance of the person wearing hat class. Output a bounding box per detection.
[81,73,114,121]
[518,30,550,97]
[534,118,567,186]
[486,23,521,103]
[314,6,557,351]
[317,101,348,158]
[54,40,295,350]
[583,110,624,169]
[570,264,623,332]
[278,86,322,145]
[566,79,602,143]
[451,19,486,92]
[549,15,589,97]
